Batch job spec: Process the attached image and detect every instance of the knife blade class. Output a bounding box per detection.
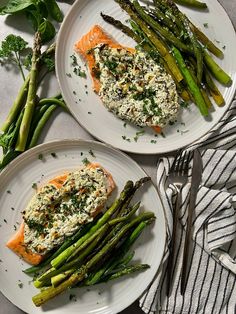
[180,149,203,295]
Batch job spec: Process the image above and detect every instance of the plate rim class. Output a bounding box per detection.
[0,138,167,314]
[55,0,236,155]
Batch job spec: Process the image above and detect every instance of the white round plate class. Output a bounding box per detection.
[0,139,166,314]
[56,0,236,154]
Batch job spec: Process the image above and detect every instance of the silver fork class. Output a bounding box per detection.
[166,150,192,296]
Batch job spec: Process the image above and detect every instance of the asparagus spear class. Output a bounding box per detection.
[172,47,208,116]
[101,264,150,282]
[115,0,183,82]
[51,181,134,269]
[15,32,42,151]
[32,212,154,306]
[175,6,204,82]
[204,68,225,106]
[173,0,207,9]
[34,223,110,288]
[203,51,232,86]
[132,0,191,53]
[190,24,223,58]
[153,0,185,31]
[109,202,140,225]
[1,75,29,133]
[85,220,150,285]
[147,7,180,37]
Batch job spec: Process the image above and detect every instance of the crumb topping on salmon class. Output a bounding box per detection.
[74,25,179,128]
[6,163,115,263]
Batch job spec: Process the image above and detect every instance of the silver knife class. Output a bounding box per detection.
[180,149,203,295]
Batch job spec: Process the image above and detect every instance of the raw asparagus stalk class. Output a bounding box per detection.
[1,75,29,133]
[15,32,42,151]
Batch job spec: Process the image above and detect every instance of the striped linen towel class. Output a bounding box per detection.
[140,97,236,314]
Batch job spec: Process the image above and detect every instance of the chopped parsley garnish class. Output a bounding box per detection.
[160,132,166,138]
[134,130,145,142]
[3,219,7,223]
[123,122,127,128]
[25,218,44,234]
[180,101,189,108]
[104,60,118,72]
[7,190,11,194]
[70,54,78,67]
[122,135,131,142]
[69,294,77,301]
[32,183,37,189]
[87,111,92,114]
[18,281,23,289]
[82,157,90,166]
[80,152,84,156]
[38,153,43,160]
[89,149,95,157]
[66,73,72,78]
[73,67,87,78]
[150,140,157,144]
[203,23,208,28]
[51,152,57,158]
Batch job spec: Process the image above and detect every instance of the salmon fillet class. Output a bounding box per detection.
[74,24,135,93]
[74,25,162,133]
[6,163,115,265]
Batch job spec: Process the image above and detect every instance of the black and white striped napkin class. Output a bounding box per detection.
[140,97,236,313]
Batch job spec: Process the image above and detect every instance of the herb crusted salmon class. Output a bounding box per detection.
[74,25,179,130]
[6,162,115,265]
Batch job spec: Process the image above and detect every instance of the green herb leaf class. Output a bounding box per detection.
[38,19,56,44]
[0,0,35,15]
[0,34,28,58]
[44,0,63,22]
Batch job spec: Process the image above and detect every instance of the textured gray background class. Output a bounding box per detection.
[0,0,235,313]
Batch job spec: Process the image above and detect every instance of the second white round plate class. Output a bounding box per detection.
[56,0,236,154]
[0,139,166,314]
